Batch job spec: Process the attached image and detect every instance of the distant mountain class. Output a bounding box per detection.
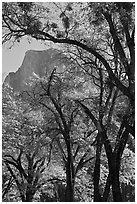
[4,48,69,91]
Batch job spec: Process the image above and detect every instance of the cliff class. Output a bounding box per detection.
[4,48,68,91]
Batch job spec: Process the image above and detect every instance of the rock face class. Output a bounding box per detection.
[4,48,68,91]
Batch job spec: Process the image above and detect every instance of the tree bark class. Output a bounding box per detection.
[110,126,130,202]
[65,162,74,202]
[102,173,111,201]
[109,153,123,202]
[65,138,74,202]
[102,129,123,201]
[93,133,102,202]
[25,189,35,202]
[25,154,35,202]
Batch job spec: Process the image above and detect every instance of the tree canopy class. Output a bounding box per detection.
[2,2,135,202]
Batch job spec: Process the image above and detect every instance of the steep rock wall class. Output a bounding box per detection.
[4,48,68,91]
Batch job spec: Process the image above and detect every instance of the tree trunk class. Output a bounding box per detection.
[111,171,122,201]
[25,154,35,202]
[110,127,130,202]
[65,163,74,202]
[102,173,111,201]
[93,133,102,202]
[102,128,123,201]
[65,138,74,202]
[25,189,34,202]
[111,177,122,202]
[109,153,123,202]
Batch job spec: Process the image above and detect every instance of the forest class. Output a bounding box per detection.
[2,2,135,202]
